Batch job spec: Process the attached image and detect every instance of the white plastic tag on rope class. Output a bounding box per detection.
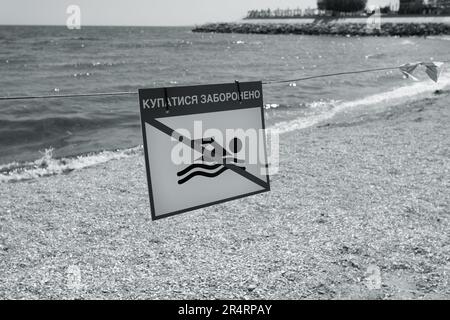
[423,61,444,83]
[399,62,420,81]
[399,61,445,83]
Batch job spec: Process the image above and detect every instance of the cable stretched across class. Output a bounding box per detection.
[0,60,448,101]
[0,91,137,101]
[261,66,398,84]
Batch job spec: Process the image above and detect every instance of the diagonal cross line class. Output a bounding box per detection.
[146,117,269,190]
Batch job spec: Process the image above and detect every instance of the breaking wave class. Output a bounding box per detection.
[0,146,142,183]
[1,74,450,183]
[271,73,450,134]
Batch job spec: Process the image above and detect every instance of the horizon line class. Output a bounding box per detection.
[0,23,201,27]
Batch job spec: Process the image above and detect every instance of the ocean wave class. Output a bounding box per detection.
[42,60,128,70]
[271,73,450,134]
[264,100,336,110]
[0,146,143,183]
[365,53,388,59]
[426,36,450,41]
[1,74,449,183]
[115,40,192,49]
[400,39,416,45]
[68,36,102,41]
[0,115,139,145]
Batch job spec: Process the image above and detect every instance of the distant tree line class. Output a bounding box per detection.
[317,0,367,13]
[399,0,426,14]
[398,0,450,15]
[245,0,450,19]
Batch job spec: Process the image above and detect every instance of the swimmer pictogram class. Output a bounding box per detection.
[176,137,246,184]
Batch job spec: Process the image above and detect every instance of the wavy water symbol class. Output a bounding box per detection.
[177,160,245,185]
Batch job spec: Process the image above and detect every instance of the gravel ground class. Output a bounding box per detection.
[0,93,449,299]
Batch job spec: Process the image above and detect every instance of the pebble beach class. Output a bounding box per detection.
[1,91,448,299]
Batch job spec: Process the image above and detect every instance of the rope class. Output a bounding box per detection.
[261,66,398,84]
[0,60,448,101]
[0,91,137,101]
[263,59,450,84]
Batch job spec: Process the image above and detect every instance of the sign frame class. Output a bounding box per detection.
[138,81,270,220]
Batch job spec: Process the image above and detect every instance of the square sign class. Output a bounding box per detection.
[138,81,270,220]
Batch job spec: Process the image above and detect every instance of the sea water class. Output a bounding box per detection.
[0,25,449,180]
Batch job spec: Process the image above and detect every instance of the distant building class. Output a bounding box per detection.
[245,7,320,19]
[434,0,450,13]
[293,8,303,16]
[399,0,425,14]
[399,0,450,14]
[244,0,449,19]
[303,7,317,16]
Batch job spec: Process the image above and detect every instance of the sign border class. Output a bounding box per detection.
[138,81,270,220]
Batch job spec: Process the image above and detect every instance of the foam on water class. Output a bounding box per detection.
[0,146,142,183]
[271,73,450,135]
[1,73,449,183]
[426,36,450,41]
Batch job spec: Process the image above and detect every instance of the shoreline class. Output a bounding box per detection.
[0,92,449,299]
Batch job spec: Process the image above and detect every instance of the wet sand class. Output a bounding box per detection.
[0,93,449,299]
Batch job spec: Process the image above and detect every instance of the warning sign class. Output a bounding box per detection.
[138,81,270,220]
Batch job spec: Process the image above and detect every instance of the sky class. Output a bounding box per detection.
[0,0,394,26]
